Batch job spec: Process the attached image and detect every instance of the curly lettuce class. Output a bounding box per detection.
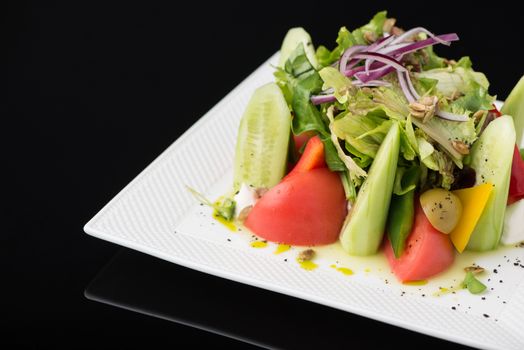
[315,11,388,67]
[417,57,495,114]
[318,67,354,104]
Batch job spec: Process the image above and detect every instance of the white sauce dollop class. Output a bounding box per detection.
[233,183,258,217]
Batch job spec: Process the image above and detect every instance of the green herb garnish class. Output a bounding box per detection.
[461,271,487,294]
[187,186,236,221]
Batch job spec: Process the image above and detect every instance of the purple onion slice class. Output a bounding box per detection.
[435,109,470,122]
[390,27,451,46]
[339,45,367,73]
[311,94,336,105]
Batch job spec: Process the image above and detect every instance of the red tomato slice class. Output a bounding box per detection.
[293,131,315,154]
[384,203,455,282]
[245,167,347,246]
[287,135,326,177]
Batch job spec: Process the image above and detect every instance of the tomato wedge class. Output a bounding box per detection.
[287,135,326,177]
[384,202,455,282]
[245,167,346,246]
[292,131,315,155]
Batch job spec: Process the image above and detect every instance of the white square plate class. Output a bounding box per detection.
[85,53,524,349]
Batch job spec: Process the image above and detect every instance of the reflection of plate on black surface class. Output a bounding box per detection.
[85,248,470,349]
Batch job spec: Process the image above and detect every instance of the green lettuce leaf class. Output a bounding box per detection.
[315,11,388,67]
[412,116,477,166]
[329,83,416,163]
[416,57,494,113]
[285,43,318,78]
[275,44,345,172]
[398,33,446,71]
[421,44,446,70]
[274,44,325,136]
[434,150,455,189]
[351,11,388,45]
[404,115,419,152]
[273,68,294,106]
[414,130,456,189]
[332,111,389,158]
[326,106,368,180]
[364,79,477,166]
[416,136,439,171]
[417,66,482,97]
[345,142,373,168]
[316,26,356,67]
[340,169,357,202]
[393,165,421,196]
[322,137,347,171]
[274,43,319,104]
[370,86,410,121]
[415,77,439,96]
[319,67,354,104]
[399,127,417,161]
[291,73,325,135]
[291,72,347,173]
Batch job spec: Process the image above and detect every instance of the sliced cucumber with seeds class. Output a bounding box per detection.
[467,115,516,251]
[501,75,524,145]
[233,83,291,192]
[278,27,318,69]
[340,123,400,256]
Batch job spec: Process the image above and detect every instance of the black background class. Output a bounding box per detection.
[5,1,522,348]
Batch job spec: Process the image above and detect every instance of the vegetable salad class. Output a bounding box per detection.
[192,11,524,285]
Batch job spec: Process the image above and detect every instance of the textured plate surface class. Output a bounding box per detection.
[85,53,524,350]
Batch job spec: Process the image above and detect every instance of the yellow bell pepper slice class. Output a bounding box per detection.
[450,183,493,253]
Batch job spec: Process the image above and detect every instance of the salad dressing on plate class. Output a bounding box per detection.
[297,259,318,271]
[250,241,268,248]
[274,244,291,255]
[403,280,428,286]
[212,207,237,232]
[330,264,354,276]
[208,207,521,310]
[225,216,522,296]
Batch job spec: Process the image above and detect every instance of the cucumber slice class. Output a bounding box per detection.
[340,123,400,256]
[501,75,524,145]
[467,115,516,251]
[233,83,291,192]
[278,27,318,69]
